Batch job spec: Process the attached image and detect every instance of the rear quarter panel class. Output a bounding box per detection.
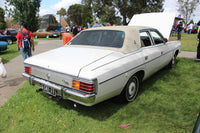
[79,50,145,103]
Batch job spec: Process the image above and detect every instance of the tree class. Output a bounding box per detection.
[82,0,164,25]
[178,0,200,24]
[81,5,93,27]
[114,0,164,25]
[100,5,121,25]
[56,8,67,17]
[5,0,41,32]
[67,4,92,26]
[82,0,121,25]
[0,7,6,30]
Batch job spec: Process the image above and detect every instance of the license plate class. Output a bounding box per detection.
[42,85,57,96]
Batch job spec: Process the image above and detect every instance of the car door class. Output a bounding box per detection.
[140,30,163,77]
[149,30,171,68]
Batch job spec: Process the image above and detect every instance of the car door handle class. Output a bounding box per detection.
[145,56,148,60]
[161,51,164,55]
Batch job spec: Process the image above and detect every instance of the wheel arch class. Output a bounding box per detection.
[121,70,145,93]
[175,49,179,57]
[120,70,144,102]
[134,70,145,83]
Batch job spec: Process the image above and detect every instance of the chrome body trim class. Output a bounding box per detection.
[22,73,96,106]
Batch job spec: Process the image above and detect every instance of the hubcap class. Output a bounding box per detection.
[172,55,176,66]
[172,56,175,64]
[129,81,136,97]
[7,40,12,45]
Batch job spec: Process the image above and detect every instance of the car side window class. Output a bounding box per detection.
[140,32,152,47]
[150,31,164,45]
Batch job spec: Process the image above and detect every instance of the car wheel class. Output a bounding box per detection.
[169,53,177,68]
[7,39,12,45]
[35,35,38,39]
[122,75,139,102]
[46,35,49,38]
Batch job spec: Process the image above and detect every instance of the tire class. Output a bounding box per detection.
[122,75,139,102]
[35,35,38,39]
[46,34,49,38]
[7,39,12,45]
[169,53,177,68]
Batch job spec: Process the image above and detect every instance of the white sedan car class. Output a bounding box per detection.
[23,25,181,106]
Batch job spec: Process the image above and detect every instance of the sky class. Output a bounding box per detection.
[0,0,199,23]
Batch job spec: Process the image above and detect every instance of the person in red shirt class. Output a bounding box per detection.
[16,22,35,61]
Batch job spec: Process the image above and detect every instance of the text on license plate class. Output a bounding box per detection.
[42,85,57,96]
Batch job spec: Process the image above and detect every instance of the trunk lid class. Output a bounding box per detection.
[24,47,114,76]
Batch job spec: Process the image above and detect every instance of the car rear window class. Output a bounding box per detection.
[69,30,125,48]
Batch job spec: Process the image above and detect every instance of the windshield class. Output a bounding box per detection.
[69,30,125,48]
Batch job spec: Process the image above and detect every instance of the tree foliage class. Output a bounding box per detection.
[0,7,6,30]
[5,0,41,32]
[82,0,164,25]
[81,5,93,27]
[56,8,67,17]
[99,5,121,25]
[67,4,92,26]
[178,0,199,24]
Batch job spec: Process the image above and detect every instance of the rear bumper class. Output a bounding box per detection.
[22,73,96,106]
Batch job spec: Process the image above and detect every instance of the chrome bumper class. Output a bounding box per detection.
[22,73,96,106]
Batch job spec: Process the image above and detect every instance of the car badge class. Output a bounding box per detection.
[62,79,69,86]
[46,73,50,80]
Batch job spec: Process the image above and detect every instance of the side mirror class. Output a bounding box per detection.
[164,38,168,42]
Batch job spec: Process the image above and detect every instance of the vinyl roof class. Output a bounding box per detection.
[67,26,153,53]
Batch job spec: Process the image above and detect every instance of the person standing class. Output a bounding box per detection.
[177,21,183,40]
[188,23,194,34]
[66,24,70,33]
[92,21,101,28]
[197,31,200,59]
[16,22,34,61]
[72,25,78,37]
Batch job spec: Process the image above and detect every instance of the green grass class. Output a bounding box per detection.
[0,42,38,64]
[169,33,199,52]
[0,58,200,133]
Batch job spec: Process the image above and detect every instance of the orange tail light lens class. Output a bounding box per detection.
[72,80,94,93]
[73,80,80,90]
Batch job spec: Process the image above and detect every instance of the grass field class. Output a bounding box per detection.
[0,58,200,133]
[169,33,199,52]
[0,42,38,64]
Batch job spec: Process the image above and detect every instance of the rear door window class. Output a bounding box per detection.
[140,32,152,47]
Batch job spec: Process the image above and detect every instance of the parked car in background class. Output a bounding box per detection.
[33,29,59,38]
[22,13,181,106]
[49,30,60,36]
[6,28,18,36]
[0,33,17,45]
[0,41,8,51]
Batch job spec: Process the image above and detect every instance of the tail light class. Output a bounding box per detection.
[72,80,94,93]
[25,67,31,74]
